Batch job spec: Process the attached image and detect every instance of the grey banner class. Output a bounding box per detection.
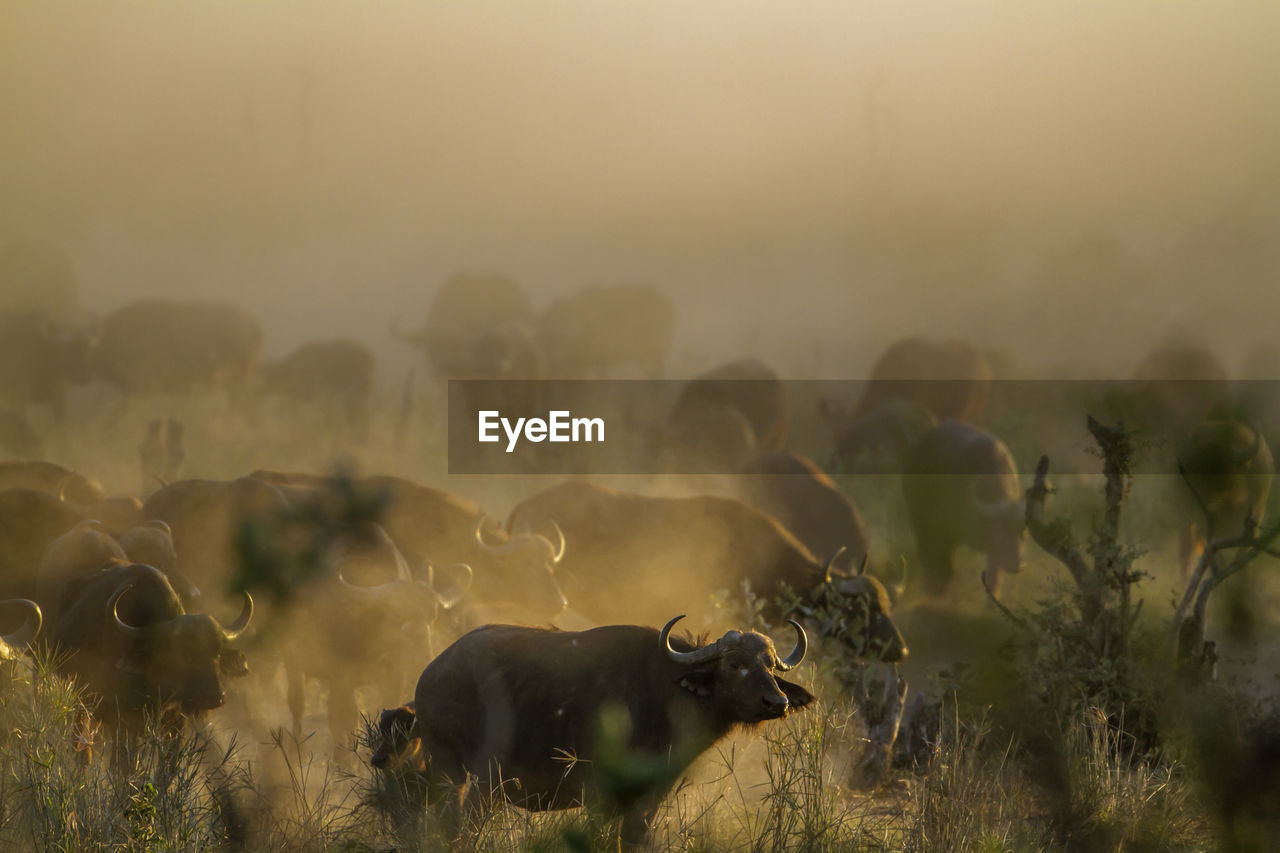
[445,379,1280,475]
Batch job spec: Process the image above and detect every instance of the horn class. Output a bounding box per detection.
[390,542,413,583]
[473,514,516,552]
[887,555,909,602]
[476,515,561,560]
[660,615,722,665]
[822,546,847,584]
[330,525,413,583]
[336,573,404,602]
[221,592,254,642]
[55,475,73,503]
[857,552,868,576]
[141,519,172,535]
[775,619,808,671]
[547,521,565,563]
[432,563,473,610]
[0,599,42,649]
[110,585,159,640]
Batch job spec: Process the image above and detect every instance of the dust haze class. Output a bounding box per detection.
[3,1,1278,376]
[4,7,1280,840]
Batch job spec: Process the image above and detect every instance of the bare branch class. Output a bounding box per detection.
[1172,522,1280,653]
[1087,416,1131,541]
[1025,454,1092,591]
[982,572,1032,633]
[1177,459,1216,554]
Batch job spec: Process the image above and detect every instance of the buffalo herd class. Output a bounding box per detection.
[0,275,1275,846]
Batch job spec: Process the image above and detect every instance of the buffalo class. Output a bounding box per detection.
[277,520,464,752]
[140,476,291,610]
[736,450,871,575]
[1114,345,1236,450]
[392,271,539,380]
[819,338,991,467]
[0,311,97,420]
[35,519,198,631]
[0,488,142,603]
[146,472,467,754]
[257,337,376,432]
[658,359,789,472]
[854,337,993,423]
[35,520,128,629]
[506,481,906,663]
[535,283,676,379]
[115,520,185,589]
[369,701,423,775]
[1131,345,1232,424]
[52,563,252,755]
[0,460,106,505]
[1175,420,1274,577]
[0,490,97,602]
[826,398,939,474]
[404,615,814,846]
[247,471,567,630]
[901,419,1026,597]
[94,298,263,405]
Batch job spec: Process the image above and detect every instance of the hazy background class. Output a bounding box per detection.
[4,1,1278,380]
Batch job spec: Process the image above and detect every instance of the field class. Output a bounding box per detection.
[4,5,1279,848]
[2,384,1278,852]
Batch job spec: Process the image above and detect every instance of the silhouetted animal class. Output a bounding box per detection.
[506,481,906,662]
[94,299,262,404]
[737,450,871,574]
[52,563,252,755]
[406,615,814,847]
[659,359,789,471]
[535,283,676,379]
[901,420,1025,597]
[1176,420,1273,576]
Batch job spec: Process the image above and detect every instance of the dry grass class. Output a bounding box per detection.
[0,648,1227,853]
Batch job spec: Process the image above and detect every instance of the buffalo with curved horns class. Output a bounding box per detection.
[901,419,1026,597]
[51,563,252,754]
[506,481,905,663]
[1176,420,1273,577]
[402,615,813,847]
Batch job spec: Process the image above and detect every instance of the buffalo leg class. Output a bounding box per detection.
[917,543,956,595]
[619,803,659,851]
[326,679,360,760]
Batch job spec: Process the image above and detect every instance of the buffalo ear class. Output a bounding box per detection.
[675,668,715,696]
[218,648,249,678]
[776,677,816,710]
[389,705,416,735]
